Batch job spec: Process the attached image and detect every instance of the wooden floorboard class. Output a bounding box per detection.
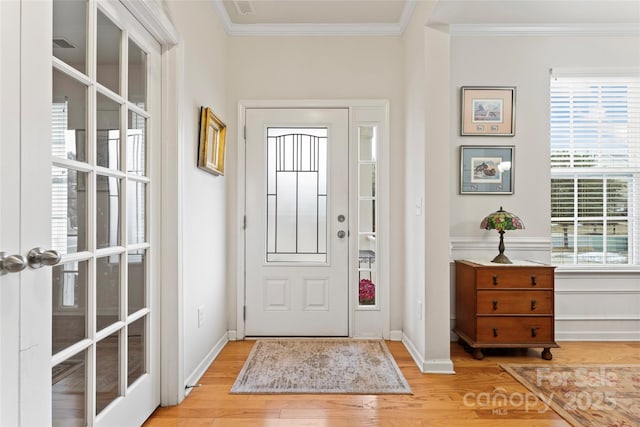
[144,341,640,426]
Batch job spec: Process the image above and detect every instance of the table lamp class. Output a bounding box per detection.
[480,206,524,264]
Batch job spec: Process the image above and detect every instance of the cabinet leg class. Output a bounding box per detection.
[541,348,553,360]
[472,348,484,360]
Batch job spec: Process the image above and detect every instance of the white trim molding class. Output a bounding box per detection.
[389,330,403,341]
[450,236,552,252]
[184,333,229,396]
[554,269,640,341]
[120,0,180,45]
[449,23,640,37]
[450,236,552,264]
[212,0,416,36]
[236,99,392,340]
[402,334,455,374]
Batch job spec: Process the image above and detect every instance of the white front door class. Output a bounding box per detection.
[1,1,161,425]
[245,108,350,336]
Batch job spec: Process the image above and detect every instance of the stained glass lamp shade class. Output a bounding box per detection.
[480,206,525,264]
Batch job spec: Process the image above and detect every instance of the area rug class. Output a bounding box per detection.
[500,363,640,427]
[230,339,412,394]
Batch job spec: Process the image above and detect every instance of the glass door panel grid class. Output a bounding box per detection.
[266,127,328,263]
[51,1,150,425]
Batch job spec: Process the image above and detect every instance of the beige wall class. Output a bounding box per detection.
[165,0,229,383]
[226,35,406,333]
[401,1,454,371]
[450,34,640,240]
[449,34,640,340]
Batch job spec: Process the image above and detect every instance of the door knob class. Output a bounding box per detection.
[27,247,61,269]
[0,252,28,273]
[337,230,346,239]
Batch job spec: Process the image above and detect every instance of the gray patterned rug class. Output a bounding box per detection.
[230,339,412,394]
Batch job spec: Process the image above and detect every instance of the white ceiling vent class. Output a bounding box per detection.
[52,38,75,49]
[233,0,255,16]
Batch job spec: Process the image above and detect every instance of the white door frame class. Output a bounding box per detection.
[236,99,390,340]
[118,0,185,407]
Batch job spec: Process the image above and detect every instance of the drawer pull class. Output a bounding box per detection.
[531,299,537,311]
[531,327,538,338]
[493,327,498,337]
[493,275,498,286]
[492,300,498,311]
[531,275,537,286]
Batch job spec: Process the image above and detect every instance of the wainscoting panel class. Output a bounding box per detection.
[450,237,640,342]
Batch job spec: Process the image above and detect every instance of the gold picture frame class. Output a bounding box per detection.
[198,106,226,175]
[461,86,516,136]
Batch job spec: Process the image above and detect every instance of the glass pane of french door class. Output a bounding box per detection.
[51,1,151,424]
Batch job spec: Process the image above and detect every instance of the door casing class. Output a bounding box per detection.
[236,100,391,340]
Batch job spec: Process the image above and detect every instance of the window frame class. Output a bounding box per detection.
[550,73,640,268]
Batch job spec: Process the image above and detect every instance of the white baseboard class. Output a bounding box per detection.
[401,334,423,370]
[228,330,238,341]
[401,333,455,374]
[556,331,640,341]
[389,330,403,341]
[184,332,229,395]
[424,359,455,374]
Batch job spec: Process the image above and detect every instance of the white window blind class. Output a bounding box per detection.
[550,74,640,265]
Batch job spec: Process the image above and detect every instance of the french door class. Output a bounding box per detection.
[1,0,161,425]
[244,108,350,336]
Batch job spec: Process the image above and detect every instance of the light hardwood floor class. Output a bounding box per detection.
[144,341,640,426]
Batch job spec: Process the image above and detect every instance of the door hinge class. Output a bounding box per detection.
[243,305,246,321]
[243,124,246,140]
[243,215,247,230]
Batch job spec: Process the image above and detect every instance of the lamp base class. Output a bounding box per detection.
[491,253,512,264]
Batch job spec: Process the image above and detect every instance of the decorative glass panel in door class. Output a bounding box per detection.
[266,128,328,263]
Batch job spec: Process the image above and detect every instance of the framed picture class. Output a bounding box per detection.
[460,145,514,194]
[461,86,516,136]
[198,106,227,175]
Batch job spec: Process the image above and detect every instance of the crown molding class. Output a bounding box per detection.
[120,0,180,46]
[228,22,405,37]
[212,0,416,36]
[449,23,640,37]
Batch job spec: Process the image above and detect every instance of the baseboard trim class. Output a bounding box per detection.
[556,331,640,341]
[389,330,403,341]
[424,359,455,374]
[402,333,455,374]
[228,330,238,341]
[184,332,229,395]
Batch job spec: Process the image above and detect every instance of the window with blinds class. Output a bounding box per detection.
[550,74,640,265]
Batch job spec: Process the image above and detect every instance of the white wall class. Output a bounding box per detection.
[401,2,454,373]
[226,35,406,335]
[449,33,640,340]
[401,3,428,367]
[165,0,229,389]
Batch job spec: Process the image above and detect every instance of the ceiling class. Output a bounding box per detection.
[222,0,408,25]
[214,0,640,36]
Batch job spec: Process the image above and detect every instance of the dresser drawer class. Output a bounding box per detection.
[477,317,554,343]
[476,268,553,289]
[477,290,553,315]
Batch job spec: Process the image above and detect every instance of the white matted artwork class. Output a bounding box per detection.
[461,87,515,136]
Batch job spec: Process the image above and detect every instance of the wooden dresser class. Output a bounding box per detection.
[454,259,558,360]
